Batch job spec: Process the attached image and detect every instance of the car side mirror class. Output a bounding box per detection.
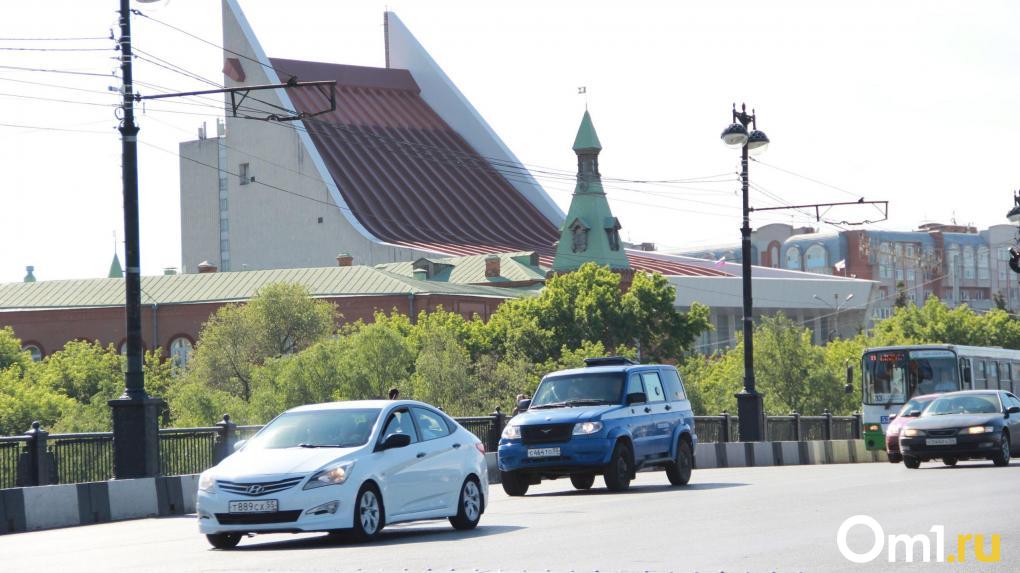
[232,439,247,452]
[626,392,647,405]
[888,414,897,421]
[517,399,531,412]
[908,410,922,418]
[1008,406,1020,415]
[379,433,412,451]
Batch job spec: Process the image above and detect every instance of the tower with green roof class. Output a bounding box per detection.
[108,253,123,279]
[551,111,631,272]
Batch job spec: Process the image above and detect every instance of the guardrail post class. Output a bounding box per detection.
[20,421,51,487]
[854,411,863,439]
[792,411,801,441]
[762,412,769,441]
[823,409,833,441]
[720,412,731,443]
[490,407,505,452]
[213,414,237,464]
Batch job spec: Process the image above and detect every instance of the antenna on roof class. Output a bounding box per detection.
[578,86,588,110]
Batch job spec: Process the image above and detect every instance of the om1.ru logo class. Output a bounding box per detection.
[837,515,1001,564]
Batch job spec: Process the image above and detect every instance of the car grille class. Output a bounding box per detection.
[521,424,573,444]
[926,429,959,437]
[217,477,304,497]
[215,510,302,525]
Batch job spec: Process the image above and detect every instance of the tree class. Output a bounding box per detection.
[871,296,1020,349]
[0,326,30,373]
[894,281,910,308]
[187,283,337,401]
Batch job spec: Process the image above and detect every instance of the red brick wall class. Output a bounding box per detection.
[0,293,510,359]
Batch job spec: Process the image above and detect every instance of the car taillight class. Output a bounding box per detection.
[475,442,486,455]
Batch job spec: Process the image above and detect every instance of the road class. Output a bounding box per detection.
[3,460,1018,572]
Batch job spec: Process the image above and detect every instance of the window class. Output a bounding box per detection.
[640,372,666,403]
[169,337,193,370]
[625,375,644,397]
[660,368,687,401]
[239,162,250,185]
[978,246,990,280]
[963,246,975,279]
[769,244,780,268]
[989,361,999,382]
[906,245,915,258]
[785,246,802,270]
[411,407,451,441]
[804,244,828,274]
[906,269,915,282]
[381,409,418,444]
[22,344,42,361]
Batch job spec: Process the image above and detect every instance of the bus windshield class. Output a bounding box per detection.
[863,349,959,406]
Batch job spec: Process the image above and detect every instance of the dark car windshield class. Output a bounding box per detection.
[922,395,1000,417]
[245,408,381,449]
[531,373,624,408]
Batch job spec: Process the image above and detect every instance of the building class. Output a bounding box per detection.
[675,222,1020,322]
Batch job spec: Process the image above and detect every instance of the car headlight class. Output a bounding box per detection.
[198,472,216,493]
[501,424,521,440]
[903,428,924,437]
[572,421,604,435]
[965,425,994,434]
[303,460,355,490]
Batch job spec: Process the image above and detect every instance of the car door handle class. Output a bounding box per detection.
[416,452,427,458]
[665,405,672,411]
[644,407,652,413]
[452,443,462,449]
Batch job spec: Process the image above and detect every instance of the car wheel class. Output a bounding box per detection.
[569,472,596,490]
[603,442,633,492]
[449,477,483,530]
[351,484,384,542]
[992,433,1010,467]
[665,439,693,486]
[887,453,902,464]
[903,456,921,469]
[206,533,241,550]
[942,457,958,467]
[500,471,529,496]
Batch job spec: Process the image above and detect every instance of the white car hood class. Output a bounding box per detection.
[213,446,359,479]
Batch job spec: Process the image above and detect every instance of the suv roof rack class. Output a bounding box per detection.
[583,356,639,367]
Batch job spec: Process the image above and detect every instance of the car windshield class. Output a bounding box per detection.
[898,396,936,416]
[922,395,1001,417]
[245,408,381,449]
[530,372,624,408]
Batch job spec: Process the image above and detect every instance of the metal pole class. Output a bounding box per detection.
[735,120,764,441]
[108,0,163,479]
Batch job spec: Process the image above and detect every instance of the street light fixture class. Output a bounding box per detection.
[720,103,769,442]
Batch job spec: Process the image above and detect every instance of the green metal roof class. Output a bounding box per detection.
[572,110,602,151]
[376,252,547,285]
[108,254,123,279]
[0,265,528,311]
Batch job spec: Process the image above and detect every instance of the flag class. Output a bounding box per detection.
[713,256,726,268]
[834,259,846,272]
[577,86,586,94]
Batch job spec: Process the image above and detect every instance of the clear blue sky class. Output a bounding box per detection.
[3,0,1019,283]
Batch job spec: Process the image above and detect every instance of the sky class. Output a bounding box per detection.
[3,0,1020,283]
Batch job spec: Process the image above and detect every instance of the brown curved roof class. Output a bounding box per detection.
[271,58,729,278]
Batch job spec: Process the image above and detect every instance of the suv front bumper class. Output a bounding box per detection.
[498,436,614,476]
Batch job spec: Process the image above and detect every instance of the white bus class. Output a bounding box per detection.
[860,344,1020,450]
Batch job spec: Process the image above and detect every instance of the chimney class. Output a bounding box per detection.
[24,265,36,283]
[412,268,428,281]
[484,254,501,278]
[336,253,354,267]
[163,267,178,276]
[197,260,218,273]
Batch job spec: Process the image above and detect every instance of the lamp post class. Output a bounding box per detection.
[107,0,165,479]
[813,293,855,340]
[1007,191,1020,274]
[720,103,769,441]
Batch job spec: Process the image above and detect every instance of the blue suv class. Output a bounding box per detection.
[497,357,696,495]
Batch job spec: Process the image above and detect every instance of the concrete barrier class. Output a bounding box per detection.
[694,439,887,468]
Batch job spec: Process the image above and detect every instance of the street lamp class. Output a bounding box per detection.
[813,293,855,340]
[720,103,769,442]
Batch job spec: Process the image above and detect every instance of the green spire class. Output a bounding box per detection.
[108,253,123,278]
[553,111,630,272]
[23,266,36,283]
[572,110,602,151]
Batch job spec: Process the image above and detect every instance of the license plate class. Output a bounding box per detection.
[925,438,957,446]
[228,499,278,513]
[527,447,560,458]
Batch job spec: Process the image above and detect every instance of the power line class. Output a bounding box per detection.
[0,121,111,134]
[0,46,112,52]
[0,36,109,42]
[0,91,115,108]
[0,64,115,78]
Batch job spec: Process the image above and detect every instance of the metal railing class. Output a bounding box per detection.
[1,409,859,488]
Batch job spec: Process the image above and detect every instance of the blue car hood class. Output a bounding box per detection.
[513,405,617,425]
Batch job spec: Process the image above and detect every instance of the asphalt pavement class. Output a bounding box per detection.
[2,460,1018,572]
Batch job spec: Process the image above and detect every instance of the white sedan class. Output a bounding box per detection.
[196,400,489,549]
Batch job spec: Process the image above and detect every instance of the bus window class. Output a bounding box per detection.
[989,361,999,387]
[961,359,972,389]
[975,361,988,390]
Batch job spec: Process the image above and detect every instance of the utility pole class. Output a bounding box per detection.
[108,0,163,479]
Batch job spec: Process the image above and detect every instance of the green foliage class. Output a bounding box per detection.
[871,296,1020,349]
[0,326,31,373]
